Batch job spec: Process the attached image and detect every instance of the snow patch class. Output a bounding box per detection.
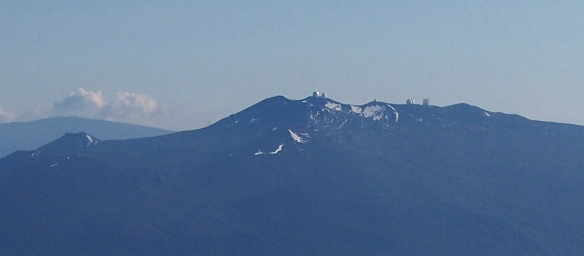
[350,105,362,114]
[270,144,284,155]
[288,129,308,143]
[484,112,491,117]
[49,163,58,168]
[85,135,96,145]
[309,112,321,120]
[355,104,399,122]
[86,135,93,143]
[83,134,99,146]
[362,105,386,120]
[386,104,400,122]
[325,102,342,111]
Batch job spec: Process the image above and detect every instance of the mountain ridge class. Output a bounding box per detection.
[2,94,584,255]
[0,116,171,157]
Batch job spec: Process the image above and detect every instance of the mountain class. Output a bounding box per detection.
[0,116,171,157]
[2,94,584,255]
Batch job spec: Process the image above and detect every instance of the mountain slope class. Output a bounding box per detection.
[2,95,584,255]
[0,116,171,157]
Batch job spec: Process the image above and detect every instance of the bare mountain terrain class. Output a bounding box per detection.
[0,117,171,157]
[2,95,584,255]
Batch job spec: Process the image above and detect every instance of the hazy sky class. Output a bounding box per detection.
[2,0,584,130]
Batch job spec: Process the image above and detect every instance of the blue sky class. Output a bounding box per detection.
[2,0,584,130]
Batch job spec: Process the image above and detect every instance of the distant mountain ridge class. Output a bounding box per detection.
[0,116,171,157]
[2,94,584,255]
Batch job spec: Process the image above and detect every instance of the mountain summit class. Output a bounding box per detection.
[1,94,583,256]
[0,116,171,157]
[217,94,510,133]
[36,132,100,156]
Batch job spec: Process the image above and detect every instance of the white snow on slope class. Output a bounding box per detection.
[362,105,386,120]
[254,144,285,156]
[359,104,399,122]
[270,144,284,154]
[350,105,363,114]
[85,135,96,145]
[387,104,400,122]
[309,112,321,120]
[484,112,491,117]
[325,102,342,111]
[288,129,308,143]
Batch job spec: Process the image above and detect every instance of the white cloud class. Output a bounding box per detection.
[51,88,161,125]
[101,91,161,123]
[0,107,15,123]
[52,88,106,117]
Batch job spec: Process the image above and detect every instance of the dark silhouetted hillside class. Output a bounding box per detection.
[2,95,584,255]
[0,116,171,157]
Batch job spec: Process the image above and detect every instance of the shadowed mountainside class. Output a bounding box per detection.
[2,95,584,255]
[0,116,171,157]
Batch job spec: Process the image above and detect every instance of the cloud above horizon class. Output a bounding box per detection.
[52,88,107,117]
[0,107,15,123]
[51,88,161,125]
